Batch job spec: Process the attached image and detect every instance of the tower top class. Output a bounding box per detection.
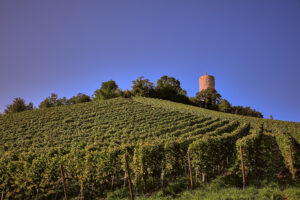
[199,72,215,91]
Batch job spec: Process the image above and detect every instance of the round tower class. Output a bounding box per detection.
[199,72,215,92]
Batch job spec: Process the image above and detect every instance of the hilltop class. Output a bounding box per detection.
[0,97,299,199]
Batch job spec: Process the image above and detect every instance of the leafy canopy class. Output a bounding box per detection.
[218,99,232,113]
[68,93,91,104]
[5,97,33,114]
[94,80,121,100]
[39,93,67,108]
[131,76,154,97]
[156,75,187,96]
[194,88,222,110]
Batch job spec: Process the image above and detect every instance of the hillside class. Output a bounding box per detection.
[0,97,299,199]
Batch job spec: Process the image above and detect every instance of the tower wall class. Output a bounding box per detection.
[199,73,215,92]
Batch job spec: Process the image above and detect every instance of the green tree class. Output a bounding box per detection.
[156,76,186,96]
[39,93,67,108]
[68,93,91,104]
[122,90,132,98]
[194,88,221,110]
[94,80,121,100]
[155,75,190,103]
[5,98,33,114]
[232,106,263,118]
[218,99,232,113]
[27,102,34,111]
[131,76,155,97]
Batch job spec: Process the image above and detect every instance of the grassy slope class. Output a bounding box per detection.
[0,97,299,199]
[0,97,212,153]
[134,97,300,141]
[134,97,299,126]
[1,97,298,153]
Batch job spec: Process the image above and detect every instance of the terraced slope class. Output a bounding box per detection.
[0,97,298,199]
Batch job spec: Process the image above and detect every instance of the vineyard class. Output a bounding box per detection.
[0,97,299,199]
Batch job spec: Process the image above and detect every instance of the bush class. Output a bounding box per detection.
[5,97,33,114]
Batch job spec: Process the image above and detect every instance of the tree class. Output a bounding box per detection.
[193,88,221,110]
[5,98,33,114]
[155,75,190,103]
[218,99,232,113]
[93,80,121,100]
[232,106,263,118]
[156,76,186,96]
[39,93,67,108]
[131,76,155,97]
[27,102,34,111]
[38,98,52,108]
[67,93,91,104]
[122,90,132,98]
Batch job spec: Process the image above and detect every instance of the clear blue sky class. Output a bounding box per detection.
[0,0,299,122]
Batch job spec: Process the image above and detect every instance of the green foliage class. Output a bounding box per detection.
[106,188,130,200]
[234,124,263,176]
[131,76,155,97]
[164,140,187,179]
[4,97,33,114]
[232,105,263,118]
[283,186,300,200]
[189,123,250,178]
[0,97,299,199]
[193,88,221,110]
[155,76,190,104]
[218,98,232,113]
[273,125,297,179]
[156,76,186,96]
[122,89,132,98]
[133,143,164,192]
[39,93,67,108]
[133,180,298,200]
[94,80,121,100]
[67,93,91,104]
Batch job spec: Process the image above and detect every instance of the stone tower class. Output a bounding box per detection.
[199,72,215,92]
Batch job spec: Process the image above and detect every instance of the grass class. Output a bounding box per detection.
[105,176,300,200]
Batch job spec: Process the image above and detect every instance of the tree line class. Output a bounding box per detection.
[2,75,263,118]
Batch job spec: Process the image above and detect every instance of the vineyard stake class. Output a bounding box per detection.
[60,164,69,200]
[124,153,134,200]
[239,146,246,190]
[289,145,295,180]
[187,150,194,193]
[123,171,127,188]
[35,188,39,200]
[202,173,205,184]
[161,168,165,187]
[1,190,4,200]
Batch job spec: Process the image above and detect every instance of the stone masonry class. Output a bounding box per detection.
[199,72,215,92]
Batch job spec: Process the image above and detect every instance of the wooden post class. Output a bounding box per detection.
[1,190,4,200]
[161,168,165,187]
[80,182,84,200]
[124,153,134,200]
[289,145,295,180]
[123,171,127,188]
[239,146,246,190]
[60,164,68,200]
[187,150,194,193]
[35,188,39,200]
